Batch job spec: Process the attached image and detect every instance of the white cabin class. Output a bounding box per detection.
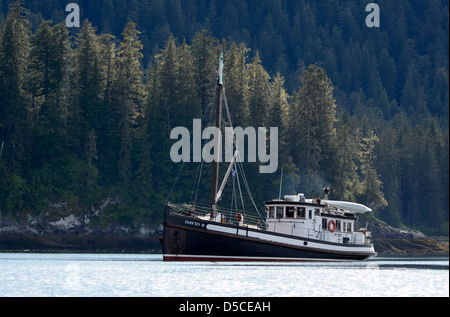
[265,194,372,245]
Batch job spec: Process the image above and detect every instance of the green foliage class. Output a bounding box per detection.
[0,1,448,234]
[289,65,337,192]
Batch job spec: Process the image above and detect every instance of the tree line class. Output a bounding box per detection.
[0,1,448,235]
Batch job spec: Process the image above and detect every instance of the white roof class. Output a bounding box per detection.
[322,200,372,214]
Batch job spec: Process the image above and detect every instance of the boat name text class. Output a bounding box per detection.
[184,220,204,228]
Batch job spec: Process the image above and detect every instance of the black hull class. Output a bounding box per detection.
[163,210,376,262]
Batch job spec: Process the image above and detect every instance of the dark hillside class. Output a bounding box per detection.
[1,0,448,236]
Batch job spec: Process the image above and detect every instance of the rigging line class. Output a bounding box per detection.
[225,90,265,222]
[192,159,204,207]
[231,165,237,214]
[166,87,216,205]
[234,160,245,212]
[165,159,187,205]
[236,157,266,223]
[189,79,220,204]
[222,87,234,129]
[189,158,202,202]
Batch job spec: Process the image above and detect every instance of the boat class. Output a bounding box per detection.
[162,54,377,262]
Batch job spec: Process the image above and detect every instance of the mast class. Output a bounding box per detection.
[210,52,224,220]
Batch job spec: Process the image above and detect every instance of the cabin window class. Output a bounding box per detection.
[314,208,320,215]
[276,206,284,218]
[343,222,352,232]
[269,206,275,218]
[286,206,295,218]
[297,207,306,219]
[308,210,312,219]
[322,218,328,230]
[336,220,341,232]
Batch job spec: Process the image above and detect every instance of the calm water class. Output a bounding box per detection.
[0,253,448,297]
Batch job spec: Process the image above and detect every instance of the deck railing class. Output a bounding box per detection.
[167,202,266,229]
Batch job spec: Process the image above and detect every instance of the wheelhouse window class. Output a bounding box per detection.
[268,206,275,218]
[297,207,306,219]
[286,206,295,218]
[343,222,352,232]
[314,208,320,215]
[276,206,284,218]
[322,218,328,230]
[336,220,341,232]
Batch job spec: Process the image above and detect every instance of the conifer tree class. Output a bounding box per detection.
[0,0,31,169]
[191,29,217,115]
[157,34,178,131]
[268,72,299,196]
[176,39,201,124]
[290,64,337,193]
[73,20,104,138]
[358,131,387,210]
[112,22,144,191]
[224,42,249,126]
[247,51,270,127]
[332,122,360,201]
[376,127,402,226]
[26,20,69,169]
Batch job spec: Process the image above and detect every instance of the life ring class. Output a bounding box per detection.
[328,220,336,232]
[236,214,242,222]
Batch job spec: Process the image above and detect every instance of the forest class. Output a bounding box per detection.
[0,0,448,235]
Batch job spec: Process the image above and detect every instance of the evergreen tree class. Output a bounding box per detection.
[0,0,31,169]
[378,48,397,101]
[332,122,360,202]
[289,64,337,193]
[358,131,387,211]
[376,127,403,227]
[247,51,270,127]
[27,21,68,110]
[176,39,201,123]
[267,72,299,196]
[112,22,144,191]
[25,20,69,183]
[223,42,249,126]
[191,29,217,115]
[73,20,104,139]
[157,34,178,131]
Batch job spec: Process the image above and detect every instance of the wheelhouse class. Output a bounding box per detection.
[265,194,371,245]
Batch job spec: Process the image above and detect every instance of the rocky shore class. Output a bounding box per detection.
[363,217,448,255]
[0,213,163,253]
[1,212,448,255]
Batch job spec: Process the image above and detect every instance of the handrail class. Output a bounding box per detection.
[167,202,265,229]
